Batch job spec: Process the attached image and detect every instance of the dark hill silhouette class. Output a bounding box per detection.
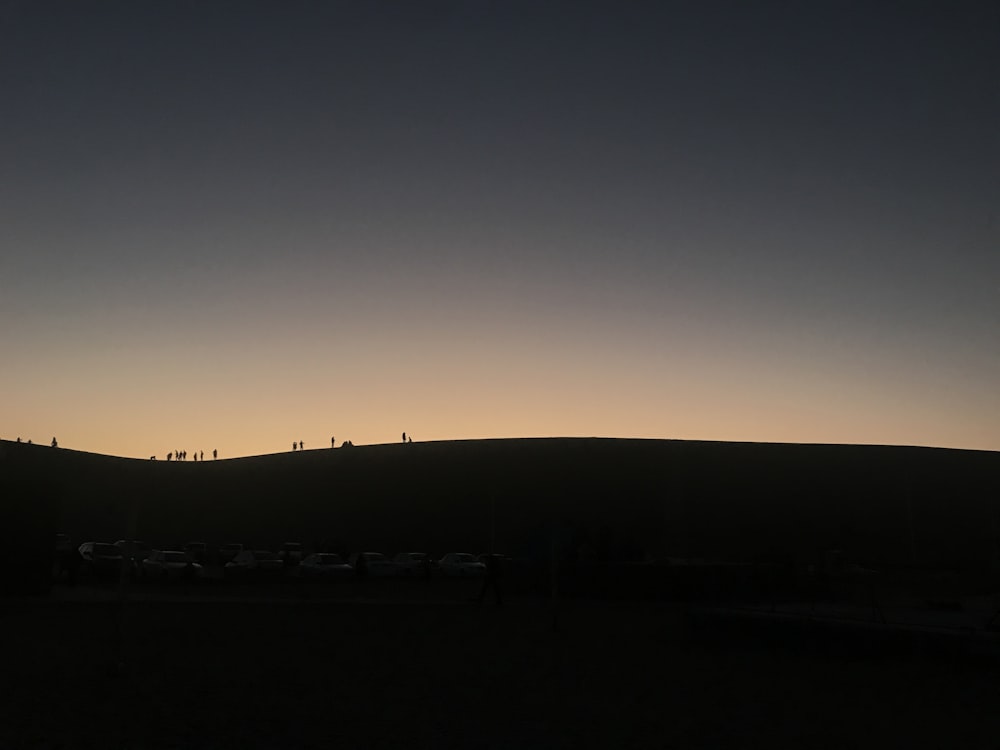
[2,438,999,580]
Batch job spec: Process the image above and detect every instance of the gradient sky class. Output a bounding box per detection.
[2,0,998,458]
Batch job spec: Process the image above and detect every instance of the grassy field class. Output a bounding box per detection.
[3,595,1000,749]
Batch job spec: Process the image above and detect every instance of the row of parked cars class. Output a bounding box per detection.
[69,538,497,582]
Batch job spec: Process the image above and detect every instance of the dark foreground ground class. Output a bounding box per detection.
[4,588,1000,749]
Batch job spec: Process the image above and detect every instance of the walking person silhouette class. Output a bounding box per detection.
[478,554,503,605]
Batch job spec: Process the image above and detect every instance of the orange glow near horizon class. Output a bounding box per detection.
[4,315,998,458]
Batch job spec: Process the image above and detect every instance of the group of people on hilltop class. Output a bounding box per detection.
[292,437,361,450]
[161,449,217,462]
[12,437,56,446]
[14,432,418,458]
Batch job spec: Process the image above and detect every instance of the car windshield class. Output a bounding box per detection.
[164,552,189,563]
[318,554,343,565]
[94,544,121,557]
[364,553,386,562]
[255,551,279,560]
[455,554,475,563]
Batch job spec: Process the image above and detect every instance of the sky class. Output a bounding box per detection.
[1,0,998,458]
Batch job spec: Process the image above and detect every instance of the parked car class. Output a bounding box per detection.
[218,543,244,564]
[184,542,208,564]
[78,542,124,578]
[438,553,486,577]
[392,552,429,576]
[142,550,203,581]
[225,549,284,579]
[348,552,396,577]
[299,553,353,580]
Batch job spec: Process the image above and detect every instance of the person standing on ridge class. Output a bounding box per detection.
[331,436,335,448]
[200,450,204,461]
[213,449,217,460]
[293,442,297,451]
[51,437,58,448]
[300,440,305,450]
[402,432,406,443]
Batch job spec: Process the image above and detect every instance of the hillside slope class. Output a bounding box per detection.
[2,438,998,567]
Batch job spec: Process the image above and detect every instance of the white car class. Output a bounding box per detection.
[348,552,396,577]
[300,553,353,579]
[142,550,203,581]
[392,552,429,576]
[225,549,285,578]
[438,553,486,577]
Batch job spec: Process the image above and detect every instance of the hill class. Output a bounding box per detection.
[2,437,999,570]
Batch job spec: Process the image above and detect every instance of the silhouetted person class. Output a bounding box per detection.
[293,442,297,451]
[27,439,32,444]
[193,452,198,462]
[213,449,217,460]
[478,554,503,605]
[51,437,58,448]
[200,450,204,461]
[150,456,156,460]
[331,436,335,448]
[16,437,21,443]
[66,547,82,587]
[300,440,304,450]
[402,432,406,443]
[167,452,173,462]
[408,436,413,443]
